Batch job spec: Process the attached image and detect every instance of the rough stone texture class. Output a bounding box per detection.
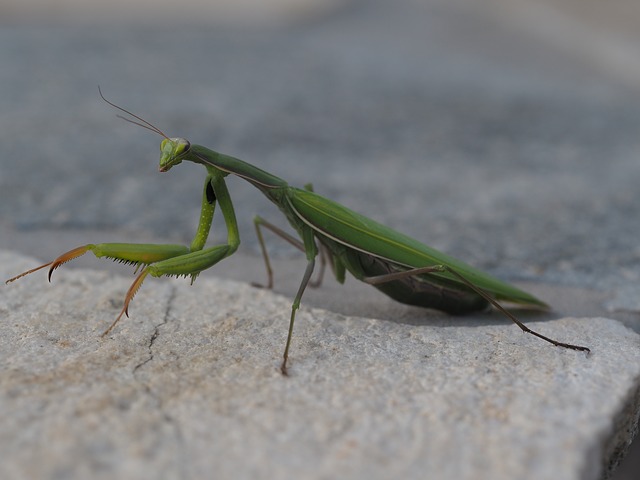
[1,251,639,480]
[1,0,640,478]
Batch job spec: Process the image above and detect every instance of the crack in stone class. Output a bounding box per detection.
[132,284,187,478]
[134,284,177,373]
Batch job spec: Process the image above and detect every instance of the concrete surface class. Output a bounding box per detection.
[2,250,640,480]
[1,0,640,479]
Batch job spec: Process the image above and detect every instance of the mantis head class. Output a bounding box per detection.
[159,138,191,172]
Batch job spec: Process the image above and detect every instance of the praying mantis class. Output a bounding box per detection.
[6,90,590,374]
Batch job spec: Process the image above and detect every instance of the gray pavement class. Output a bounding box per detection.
[1,0,640,478]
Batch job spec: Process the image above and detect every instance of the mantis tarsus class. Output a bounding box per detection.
[6,90,590,375]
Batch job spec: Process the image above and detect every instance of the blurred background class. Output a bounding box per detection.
[1,0,639,478]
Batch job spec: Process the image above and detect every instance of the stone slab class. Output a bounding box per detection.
[1,250,639,479]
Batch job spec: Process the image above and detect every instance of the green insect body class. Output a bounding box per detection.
[6,93,589,374]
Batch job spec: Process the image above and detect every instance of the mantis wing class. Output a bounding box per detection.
[286,188,547,308]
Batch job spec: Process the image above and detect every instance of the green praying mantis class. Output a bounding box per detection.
[6,90,590,374]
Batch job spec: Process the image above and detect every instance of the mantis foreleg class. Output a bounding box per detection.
[103,243,233,336]
[5,243,191,284]
[102,168,240,334]
[7,169,241,336]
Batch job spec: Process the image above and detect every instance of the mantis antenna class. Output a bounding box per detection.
[98,86,170,140]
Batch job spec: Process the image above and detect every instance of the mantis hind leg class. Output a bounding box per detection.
[363,265,590,353]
